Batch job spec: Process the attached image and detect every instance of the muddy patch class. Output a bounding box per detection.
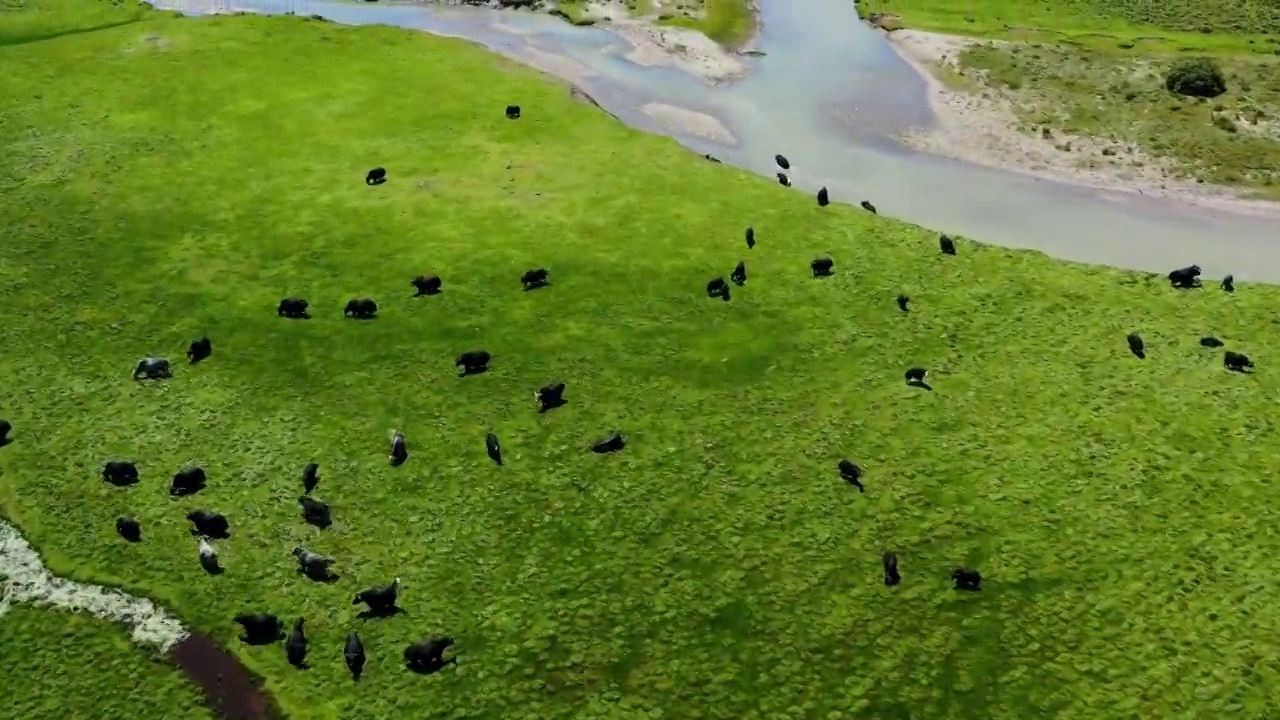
[169,633,286,720]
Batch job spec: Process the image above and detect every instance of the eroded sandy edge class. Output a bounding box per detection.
[877,27,1280,219]
[0,517,188,652]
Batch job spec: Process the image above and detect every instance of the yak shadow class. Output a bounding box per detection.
[366,177,387,187]
[357,606,405,621]
[458,366,490,378]
[190,529,231,541]
[1227,366,1254,374]
[104,476,137,487]
[538,397,567,414]
[907,380,933,391]
[303,516,332,531]
[406,657,457,676]
[812,269,833,279]
[301,571,341,585]
[390,454,408,467]
[204,564,225,577]
[413,288,442,297]
[240,632,283,647]
[1130,349,1146,359]
[522,281,550,292]
[0,437,10,449]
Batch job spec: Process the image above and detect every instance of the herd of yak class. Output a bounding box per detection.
[0,143,1256,685]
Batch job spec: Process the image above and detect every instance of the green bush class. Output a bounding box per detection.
[1165,57,1227,98]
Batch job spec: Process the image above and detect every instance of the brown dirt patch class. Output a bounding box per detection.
[167,633,285,720]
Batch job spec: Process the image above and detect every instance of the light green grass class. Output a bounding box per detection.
[6,2,1280,719]
[858,0,1280,197]
[857,0,1280,51]
[0,605,214,720]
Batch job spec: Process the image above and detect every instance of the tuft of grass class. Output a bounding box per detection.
[8,2,1280,719]
[0,605,214,720]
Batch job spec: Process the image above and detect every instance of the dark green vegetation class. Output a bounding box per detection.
[0,605,214,720]
[6,1,1280,719]
[1165,56,1228,97]
[859,0,1280,197]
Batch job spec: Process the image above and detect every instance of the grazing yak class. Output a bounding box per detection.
[905,367,928,385]
[775,153,790,170]
[536,382,566,413]
[456,350,491,375]
[197,538,222,575]
[952,568,982,591]
[817,186,830,207]
[521,268,550,291]
[1127,332,1145,359]
[302,462,319,495]
[592,432,626,454]
[299,496,332,529]
[896,294,910,312]
[277,297,310,319]
[133,357,171,380]
[703,153,722,163]
[170,467,207,497]
[234,613,283,645]
[390,430,408,466]
[116,517,142,543]
[345,632,366,681]
[1200,336,1224,348]
[745,226,756,249]
[187,509,230,539]
[411,274,442,296]
[860,200,877,214]
[485,432,503,466]
[1225,351,1254,372]
[505,104,521,119]
[838,459,864,492]
[404,637,456,674]
[186,336,212,364]
[776,172,791,187]
[1222,274,1235,293]
[811,257,834,278]
[939,235,956,256]
[365,167,387,186]
[730,261,747,286]
[354,577,401,615]
[883,552,901,587]
[293,547,335,582]
[285,618,308,668]
[344,298,378,319]
[1168,264,1202,289]
[0,419,9,446]
[102,460,139,487]
[707,277,731,301]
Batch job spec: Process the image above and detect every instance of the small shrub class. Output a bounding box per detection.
[1165,57,1227,98]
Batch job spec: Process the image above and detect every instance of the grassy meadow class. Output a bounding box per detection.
[858,0,1280,196]
[6,1,1280,719]
[0,605,214,720]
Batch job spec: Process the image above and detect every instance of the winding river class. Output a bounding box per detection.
[151,0,1280,281]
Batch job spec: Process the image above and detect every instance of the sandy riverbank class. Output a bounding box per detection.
[877,27,1280,218]
[578,0,756,84]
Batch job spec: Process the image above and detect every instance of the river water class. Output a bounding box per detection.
[149,0,1280,281]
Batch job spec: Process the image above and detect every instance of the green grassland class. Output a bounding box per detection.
[7,2,1280,719]
[0,605,214,720]
[858,0,1280,197]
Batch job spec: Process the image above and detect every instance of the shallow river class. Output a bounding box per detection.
[150,0,1280,281]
